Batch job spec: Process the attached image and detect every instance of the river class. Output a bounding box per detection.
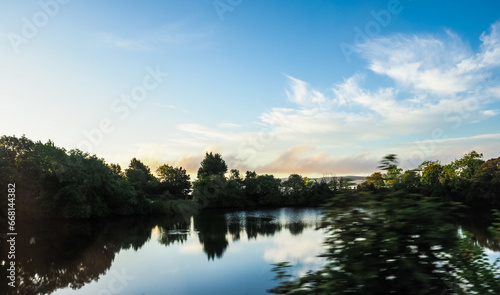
[6,207,500,295]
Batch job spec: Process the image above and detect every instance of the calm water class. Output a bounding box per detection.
[6,207,500,295]
[13,208,326,295]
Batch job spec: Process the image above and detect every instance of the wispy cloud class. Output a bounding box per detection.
[152,102,177,109]
[458,22,500,72]
[255,146,379,176]
[285,75,327,108]
[97,18,214,51]
[356,22,500,95]
[122,21,500,176]
[97,32,151,51]
[218,122,242,129]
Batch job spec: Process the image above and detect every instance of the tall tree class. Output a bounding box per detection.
[197,152,228,178]
[282,174,307,205]
[127,158,154,180]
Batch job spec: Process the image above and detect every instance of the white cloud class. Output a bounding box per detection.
[481,109,499,117]
[264,229,326,278]
[264,229,324,263]
[285,75,328,108]
[356,22,500,95]
[458,22,500,72]
[122,21,500,177]
[357,35,474,94]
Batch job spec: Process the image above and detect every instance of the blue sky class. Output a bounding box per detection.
[1,0,500,177]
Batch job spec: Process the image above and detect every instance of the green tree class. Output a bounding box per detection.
[307,181,333,205]
[471,157,500,205]
[125,158,159,195]
[125,168,148,191]
[378,154,398,171]
[243,171,259,204]
[282,174,306,205]
[418,160,440,170]
[446,151,485,201]
[378,154,402,187]
[420,164,443,188]
[255,174,282,206]
[0,135,200,219]
[452,151,484,180]
[197,152,228,178]
[156,164,191,198]
[398,169,421,192]
[127,158,154,180]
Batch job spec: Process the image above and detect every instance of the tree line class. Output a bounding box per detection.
[358,151,500,207]
[268,153,500,295]
[189,150,500,209]
[1,135,499,219]
[191,151,352,209]
[0,135,354,219]
[0,135,195,219]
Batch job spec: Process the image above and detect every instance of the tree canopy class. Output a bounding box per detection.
[197,152,228,178]
[0,135,196,220]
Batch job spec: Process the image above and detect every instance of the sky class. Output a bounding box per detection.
[1,0,500,178]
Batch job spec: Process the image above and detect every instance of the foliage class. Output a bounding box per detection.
[255,174,282,206]
[420,163,445,197]
[193,159,340,209]
[156,164,191,198]
[489,209,500,242]
[128,157,154,180]
[398,169,421,192]
[472,157,500,205]
[377,153,398,171]
[0,135,198,219]
[358,151,500,208]
[268,152,500,295]
[362,172,385,190]
[197,152,228,178]
[282,174,307,205]
[269,191,500,295]
[449,231,500,294]
[4,134,500,219]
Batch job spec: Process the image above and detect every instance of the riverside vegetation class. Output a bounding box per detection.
[2,135,500,294]
[268,154,500,294]
[1,135,499,220]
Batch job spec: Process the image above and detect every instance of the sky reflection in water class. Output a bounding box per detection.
[51,208,326,295]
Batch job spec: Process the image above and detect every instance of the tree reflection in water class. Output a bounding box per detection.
[157,214,190,247]
[194,212,229,260]
[269,194,500,295]
[3,206,500,295]
[0,217,155,295]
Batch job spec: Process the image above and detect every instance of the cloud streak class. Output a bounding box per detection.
[97,18,214,51]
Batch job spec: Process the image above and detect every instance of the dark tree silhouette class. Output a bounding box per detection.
[197,152,228,178]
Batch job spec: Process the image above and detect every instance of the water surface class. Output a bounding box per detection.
[22,208,326,295]
[7,207,500,295]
